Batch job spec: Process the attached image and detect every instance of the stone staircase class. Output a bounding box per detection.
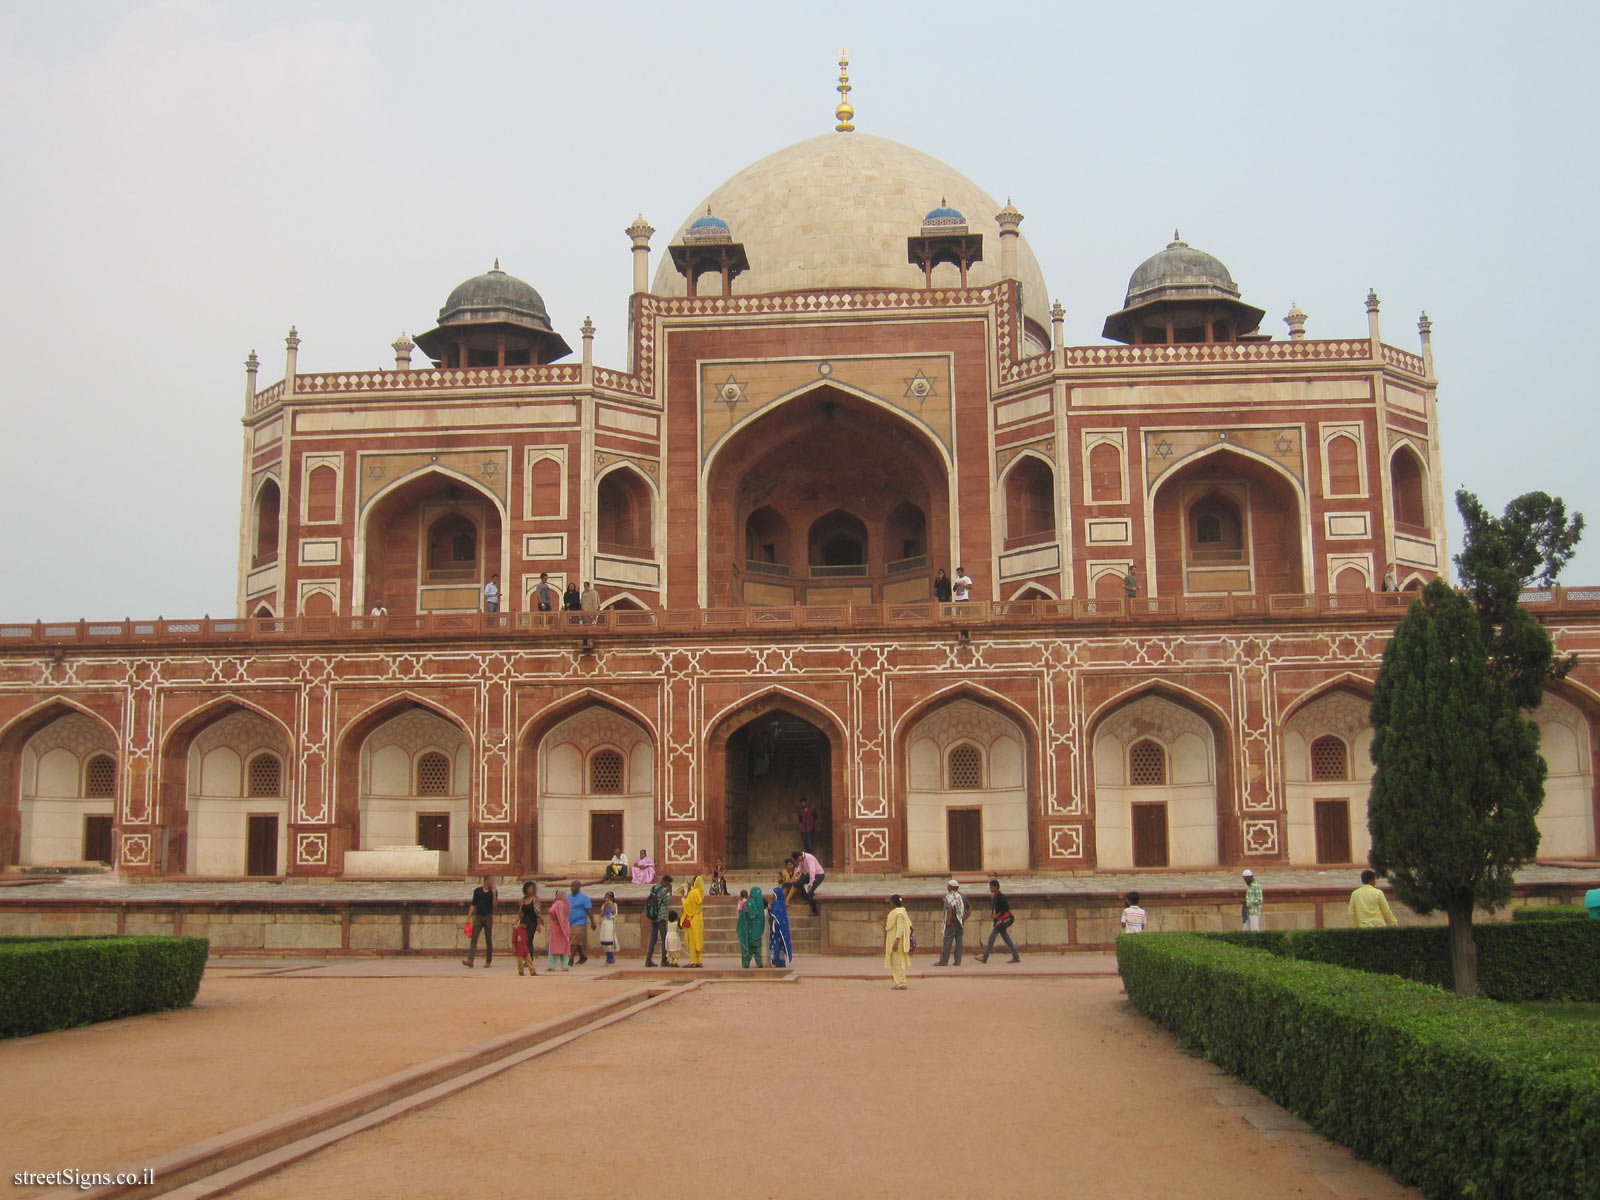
[695,892,822,958]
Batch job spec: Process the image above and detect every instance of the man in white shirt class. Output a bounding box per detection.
[952,566,972,602]
[793,848,825,914]
[936,879,967,966]
[483,574,500,613]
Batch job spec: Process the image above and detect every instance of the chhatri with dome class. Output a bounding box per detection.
[3,57,1596,903]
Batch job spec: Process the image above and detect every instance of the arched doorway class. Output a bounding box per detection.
[1283,687,1374,865]
[359,471,504,617]
[901,696,1034,873]
[1091,691,1230,868]
[1150,448,1305,596]
[355,706,470,873]
[707,695,846,871]
[159,701,290,876]
[9,709,118,866]
[522,702,655,874]
[704,386,951,608]
[1532,689,1598,858]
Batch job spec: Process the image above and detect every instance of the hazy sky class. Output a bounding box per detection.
[1,0,1594,619]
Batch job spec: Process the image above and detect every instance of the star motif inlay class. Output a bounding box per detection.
[1154,439,1175,459]
[902,369,936,404]
[481,460,499,476]
[715,373,748,411]
[1273,434,1294,455]
[366,464,387,480]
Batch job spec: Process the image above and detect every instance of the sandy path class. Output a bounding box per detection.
[0,965,621,1176]
[233,976,1417,1200]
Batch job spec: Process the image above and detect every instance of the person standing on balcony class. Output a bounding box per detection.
[533,572,556,613]
[798,797,817,854]
[580,582,600,614]
[1381,565,1398,592]
[933,568,952,603]
[562,581,581,610]
[1123,565,1139,599]
[482,574,500,613]
[952,566,972,602]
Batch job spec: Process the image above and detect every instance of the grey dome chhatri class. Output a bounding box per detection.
[1124,232,1240,307]
[437,263,557,332]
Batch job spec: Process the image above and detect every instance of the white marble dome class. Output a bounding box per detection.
[652,133,1053,350]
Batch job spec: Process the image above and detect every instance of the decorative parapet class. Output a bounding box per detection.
[1059,339,1375,368]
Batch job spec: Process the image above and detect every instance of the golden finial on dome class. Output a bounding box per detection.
[835,48,855,133]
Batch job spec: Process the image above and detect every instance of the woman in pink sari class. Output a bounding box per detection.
[546,891,572,971]
[631,849,656,885]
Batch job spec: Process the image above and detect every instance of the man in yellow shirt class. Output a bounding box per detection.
[1348,869,1398,928]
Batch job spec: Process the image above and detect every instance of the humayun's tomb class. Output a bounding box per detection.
[3,68,1598,894]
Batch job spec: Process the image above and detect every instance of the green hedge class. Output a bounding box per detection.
[1118,933,1600,1199]
[1513,905,1592,922]
[0,936,209,1038]
[1208,921,1600,1001]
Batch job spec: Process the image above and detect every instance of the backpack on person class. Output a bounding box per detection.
[645,890,663,922]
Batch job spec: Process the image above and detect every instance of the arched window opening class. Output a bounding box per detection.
[416,751,451,796]
[1326,435,1360,496]
[1310,735,1349,781]
[947,744,983,789]
[808,510,868,573]
[590,749,624,794]
[597,469,653,555]
[1005,457,1056,546]
[84,754,116,798]
[248,753,282,797]
[254,479,281,566]
[1129,739,1168,786]
[1187,495,1243,562]
[744,505,791,571]
[306,465,339,524]
[425,513,478,582]
[1089,442,1122,502]
[529,456,563,518]
[1391,447,1428,531]
[885,500,927,568]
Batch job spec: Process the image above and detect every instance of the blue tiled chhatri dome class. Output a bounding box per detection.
[684,210,732,244]
[921,202,966,231]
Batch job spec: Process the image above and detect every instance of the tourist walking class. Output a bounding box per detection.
[546,890,572,971]
[798,797,817,854]
[738,885,767,968]
[885,895,912,990]
[681,875,706,967]
[794,848,825,914]
[462,875,497,968]
[1242,869,1264,931]
[1348,870,1398,927]
[645,873,673,966]
[1120,891,1147,934]
[936,879,967,966]
[516,881,540,976]
[568,880,593,964]
[599,891,620,964]
[978,877,1021,963]
[768,877,792,968]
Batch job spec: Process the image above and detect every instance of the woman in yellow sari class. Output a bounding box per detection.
[681,875,707,967]
[884,894,911,990]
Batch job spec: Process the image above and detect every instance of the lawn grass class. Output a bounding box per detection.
[1513,1001,1600,1026]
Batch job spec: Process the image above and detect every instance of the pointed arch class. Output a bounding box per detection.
[595,461,658,558]
[334,694,473,857]
[0,698,121,870]
[1000,449,1057,549]
[252,475,282,567]
[1388,441,1429,531]
[1087,682,1237,869]
[354,466,508,615]
[1280,680,1377,865]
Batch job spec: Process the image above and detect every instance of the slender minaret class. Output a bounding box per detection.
[1284,302,1307,340]
[627,215,655,294]
[1418,311,1433,377]
[244,350,259,406]
[283,326,300,398]
[996,198,1023,280]
[392,332,414,371]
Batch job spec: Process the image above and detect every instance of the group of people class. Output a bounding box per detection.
[1117,868,1400,935]
[464,878,625,973]
[483,572,603,615]
[931,567,973,603]
[882,878,1023,989]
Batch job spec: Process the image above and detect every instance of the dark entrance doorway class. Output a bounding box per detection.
[83,815,113,864]
[1314,799,1352,864]
[1131,802,1169,867]
[947,808,982,872]
[417,813,450,853]
[246,814,279,876]
[590,811,624,862]
[724,712,831,869]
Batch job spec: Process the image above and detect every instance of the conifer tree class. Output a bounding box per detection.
[1367,489,1582,995]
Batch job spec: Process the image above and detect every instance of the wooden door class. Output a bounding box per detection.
[589,811,624,862]
[947,808,983,872]
[1314,799,1352,864]
[417,813,451,852]
[83,816,113,864]
[1132,802,1169,867]
[246,815,278,877]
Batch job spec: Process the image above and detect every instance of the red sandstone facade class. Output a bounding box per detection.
[3,131,1596,880]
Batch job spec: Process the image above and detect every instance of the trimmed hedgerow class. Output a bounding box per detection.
[1513,905,1591,922]
[1117,933,1600,1200]
[1209,921,1600,1002]
[0,936,208,1038]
